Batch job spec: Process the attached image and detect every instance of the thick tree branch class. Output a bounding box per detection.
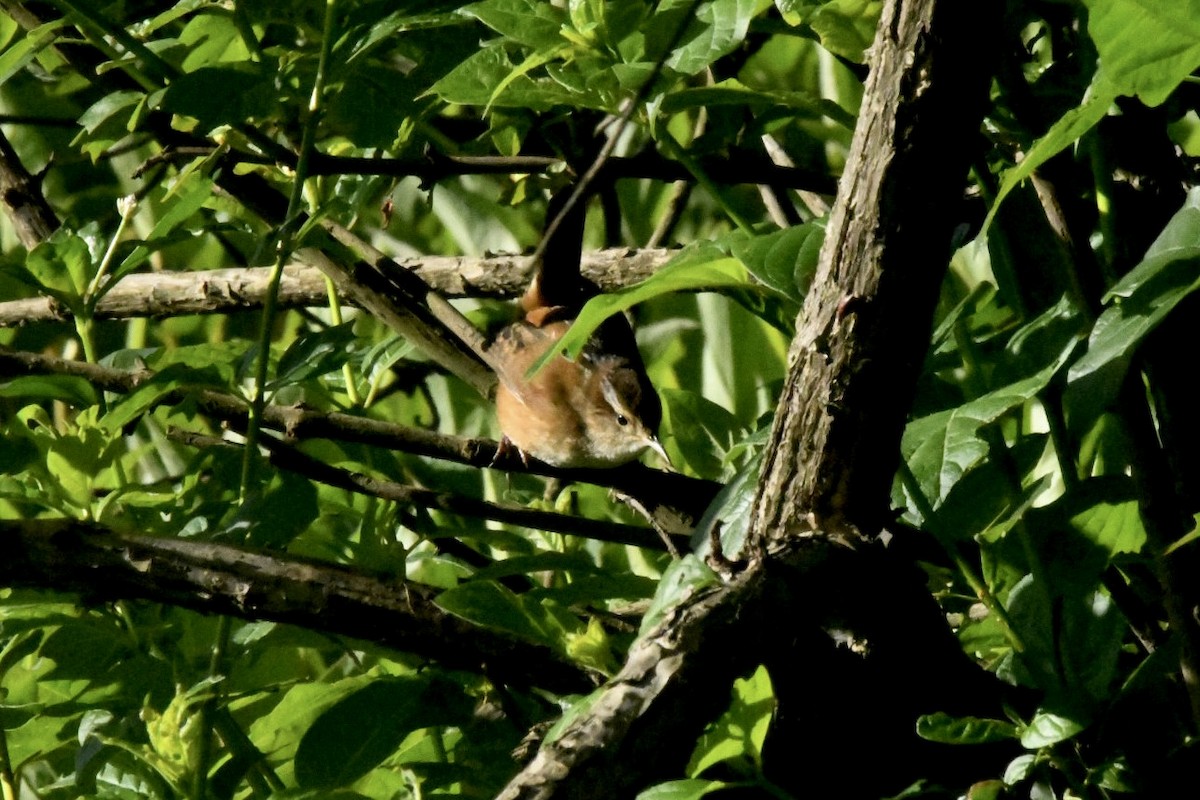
[0,518,591,694]
[0,250,674,328]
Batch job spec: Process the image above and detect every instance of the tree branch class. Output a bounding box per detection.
[0,345,720,529]
[0,128,58,249]
[140,147,839,195]
[0,250,674,328]
[172,428,682,551]
[0,518,592,694]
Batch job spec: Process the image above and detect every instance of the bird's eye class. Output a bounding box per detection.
[616,414,629,426]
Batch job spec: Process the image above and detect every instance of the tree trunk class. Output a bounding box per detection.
[496,1,1009,797]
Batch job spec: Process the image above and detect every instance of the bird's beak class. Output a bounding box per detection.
[646,435,673,469]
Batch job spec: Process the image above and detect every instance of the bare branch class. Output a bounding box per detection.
[173,429,682,551]
[0,250,675,328]
[0,518,592,693]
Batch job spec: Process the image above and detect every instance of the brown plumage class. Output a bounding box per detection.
[489,187,666,468]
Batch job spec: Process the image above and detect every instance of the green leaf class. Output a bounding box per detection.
[1003,753,1037,785]
[661,79,855,129]
[902,366,1061,508]
[661,389,746,480]
[112,177,214,285]
[1019,711,1085,749]
[544,251,748,369]
[1004,573,1124,704]
[157,65,276,131]
[982,74,1117,235]
[903,296,1084,507]
[76,90,144,135]
[691,444,763,560]
[270,322,359,391]
[915,712,1018,745]
[0,375,98,408]
[1068,188,1200,424]
[1165,514,1200,556]
[462,0,567,50]
[22,230,94,311]
[660,0,766,76]
[636,779,729,800]
[435,581,558,647]
[1065,482,1146,559]
[99,364,191,433]
[640,555,721,636]
[233,471,319,549]
[777,0,881,61]
[564,616,619,676]
[431,46,576,109]
[687,665,775,776]
[729,221,824,304]
[1080,0,1200,106]
[294,676,472,788]
[178,10,251,71]
[0,20,65,85]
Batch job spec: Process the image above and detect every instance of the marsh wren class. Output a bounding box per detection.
[489,263,668,469]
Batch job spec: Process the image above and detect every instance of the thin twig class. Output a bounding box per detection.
[173,428,681,550]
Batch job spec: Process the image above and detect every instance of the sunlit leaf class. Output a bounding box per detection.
[1067,188,1200,425]
[687,664,775,776]
[776,0,882,61]
[636,779,729,800]
[1080,0,1200,107]
[545,252,748,368]
[659,0,766,76]
[1020,711,1085,749]
[916,712,1018,745]
[462,0,567,50]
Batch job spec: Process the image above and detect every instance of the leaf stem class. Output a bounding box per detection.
[190,615,232,800]
[0,722,15,800]
[324,274,361,406]
[240,0,339,501]
[898,460,1026,652]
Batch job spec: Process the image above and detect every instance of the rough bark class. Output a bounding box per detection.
[0,250,673,327]
[0,129,58,249]
[750,1,1000,539]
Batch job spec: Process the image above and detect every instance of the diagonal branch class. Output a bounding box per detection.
[172,428,683,551]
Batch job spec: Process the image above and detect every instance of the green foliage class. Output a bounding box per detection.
[639,665,787,799]
[0,0,1197,798]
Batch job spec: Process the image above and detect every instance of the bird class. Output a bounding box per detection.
[487,185,668,469]
[490,301,669,469]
